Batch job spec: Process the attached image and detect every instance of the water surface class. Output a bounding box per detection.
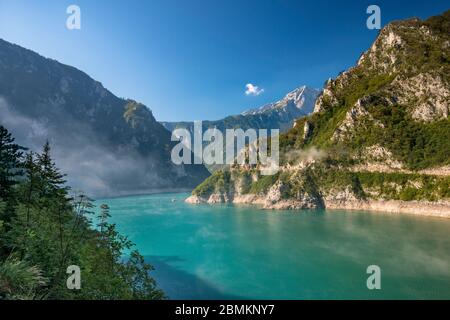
[97,193,450,299]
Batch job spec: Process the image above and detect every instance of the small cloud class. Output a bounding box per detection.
[245,83,264,96]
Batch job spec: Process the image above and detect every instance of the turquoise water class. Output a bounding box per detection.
[97,193,450,299]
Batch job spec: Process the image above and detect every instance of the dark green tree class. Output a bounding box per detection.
[0,126,24,201]
[37,141,67,198]
[98,204,111,236]
[0,129,164,300]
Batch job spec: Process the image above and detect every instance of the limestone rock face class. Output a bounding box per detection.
[266,181,285,204]
[323,186,359,205]
[185,11,450,218]
[303,121,313,140]
[185,195,207,204]
[314,87,338,113]
[314,14,449,124]
[207,193,232,204]
[393,73,449,122]
[332,99,371,141]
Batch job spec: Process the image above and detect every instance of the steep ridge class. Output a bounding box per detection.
[0,39,210,197]
[186,10,450,217]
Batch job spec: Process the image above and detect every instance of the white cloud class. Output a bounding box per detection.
[245,83,264,96]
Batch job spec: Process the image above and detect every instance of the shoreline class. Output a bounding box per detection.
[323,199,450,219]
[185,194,450,219]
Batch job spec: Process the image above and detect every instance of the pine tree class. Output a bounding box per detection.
[22,152,40,227]
[36,141,68,198]
[98,204,111,236]
[0,126,25,200]
[1,131,165,300]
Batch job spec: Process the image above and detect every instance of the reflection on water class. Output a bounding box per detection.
[144,256,245,300]
[98,193,450,299]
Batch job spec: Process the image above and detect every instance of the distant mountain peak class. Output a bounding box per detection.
[241,85,321,116]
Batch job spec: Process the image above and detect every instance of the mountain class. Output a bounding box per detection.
[162,85,320,134]
[242,85,319,117]
[161,85,320,172]
[186,10,450,217]
[0,38,210,197]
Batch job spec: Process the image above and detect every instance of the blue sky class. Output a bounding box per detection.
[0,0,448,121]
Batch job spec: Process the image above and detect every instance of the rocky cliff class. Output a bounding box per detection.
[186,10,450,217]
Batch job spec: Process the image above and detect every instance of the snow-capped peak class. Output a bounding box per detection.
[241,85,321,116]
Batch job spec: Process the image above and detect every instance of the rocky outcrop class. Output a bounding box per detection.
[186,186,450,218]
[324,199,450,218]
[302,121,313,140]
[264,181,320,209]
[186,182,322,210]
[392,73,449,122]
[186,11,450,219]
[332,99,371,141]
[419,166,450,176]
[357,24,405,73]
[314,87,338,113]
[185,195,206,204]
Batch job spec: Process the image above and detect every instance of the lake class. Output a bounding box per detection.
[97,193,450,299]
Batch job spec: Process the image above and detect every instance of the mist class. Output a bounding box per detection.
[0,97,174,198]
[284,147,326,164]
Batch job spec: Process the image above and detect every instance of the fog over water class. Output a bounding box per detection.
[0,98,169,198]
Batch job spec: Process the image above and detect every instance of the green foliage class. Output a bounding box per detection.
[392,11,450,77]
[249,173,279,194]
[193,170,231,196]
[123,100,147,129]
[425,10,450,35]
[279,72,396,151]
[0,127,26,259]
[399,187,418,201]
[343,74,397,109]
[309,168,449,202]
[237,171,252,195]
[354,171,449,201]
[279,118,307,151]
[308,73,396,148]
[0,126,164,300]
[351,104,450,169]
[37,141,68,195]
[309,168,366,200]
[0,258,47,300]
[0,125,25,211]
